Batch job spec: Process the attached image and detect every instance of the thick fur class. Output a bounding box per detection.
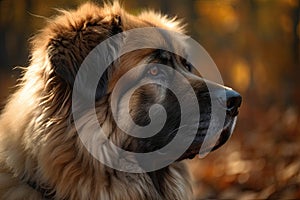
[0,2,193,200]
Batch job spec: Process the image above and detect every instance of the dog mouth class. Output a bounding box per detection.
[177,117,237,161]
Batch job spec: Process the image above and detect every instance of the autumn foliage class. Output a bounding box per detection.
[0,0,299,199]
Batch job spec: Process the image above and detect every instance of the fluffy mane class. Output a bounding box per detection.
[0,2,192,199]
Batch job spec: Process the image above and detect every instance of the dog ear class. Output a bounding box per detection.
[47,14,122,100]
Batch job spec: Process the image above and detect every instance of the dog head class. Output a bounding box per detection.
[33,2,241,171]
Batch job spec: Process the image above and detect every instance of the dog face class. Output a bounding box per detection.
[43,2,241,168]
[104,47,241,162]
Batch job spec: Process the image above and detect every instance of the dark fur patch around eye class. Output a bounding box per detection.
[153,49,171,64]
[151,49,194,72]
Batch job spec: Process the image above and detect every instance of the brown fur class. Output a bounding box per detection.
[0,2,192,200]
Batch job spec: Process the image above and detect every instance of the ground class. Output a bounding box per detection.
[188,105,300,199]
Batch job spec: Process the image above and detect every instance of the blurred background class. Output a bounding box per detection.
[0,0,299,199]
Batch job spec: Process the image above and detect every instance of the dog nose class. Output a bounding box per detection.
[226,89,242,116]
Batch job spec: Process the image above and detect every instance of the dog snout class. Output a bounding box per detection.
[222,89,242,116]
[210,84,241,117]
[187,77,242,116]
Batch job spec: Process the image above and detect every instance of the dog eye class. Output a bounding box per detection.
[148,66,159,76]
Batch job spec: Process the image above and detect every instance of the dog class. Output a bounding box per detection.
[0,2,241,199]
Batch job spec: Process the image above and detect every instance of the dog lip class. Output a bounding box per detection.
[227,108,240,117]
[197,128,231,155]
[178,117,236,161]
[181,129,230,160]
[210,117,237,152]
[210,127,231,152]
